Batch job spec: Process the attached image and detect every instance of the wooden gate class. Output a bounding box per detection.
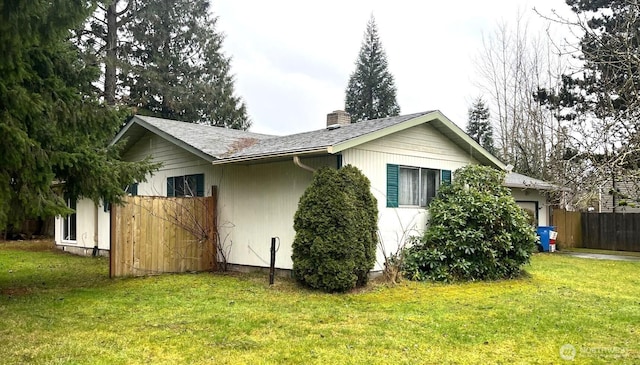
[552,209,582,249]
[110,195,217,277]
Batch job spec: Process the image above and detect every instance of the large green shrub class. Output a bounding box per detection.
[403,165,536,282]
[292,165,378,292]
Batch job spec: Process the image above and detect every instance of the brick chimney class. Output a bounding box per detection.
[326,110,351,128]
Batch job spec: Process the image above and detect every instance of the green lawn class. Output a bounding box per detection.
[1,241,639,364]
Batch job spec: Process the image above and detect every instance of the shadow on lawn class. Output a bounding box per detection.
[0,240,111,298]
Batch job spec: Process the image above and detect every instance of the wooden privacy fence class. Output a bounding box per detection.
[552,209,582,249]
[110,195,217,277]
[582,212,640,252]
[552,209,640,252]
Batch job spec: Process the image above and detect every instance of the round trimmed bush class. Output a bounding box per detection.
[292,165,378,292]
[403,165,536,282]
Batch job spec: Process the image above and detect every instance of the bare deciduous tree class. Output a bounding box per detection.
[474,12,566,182]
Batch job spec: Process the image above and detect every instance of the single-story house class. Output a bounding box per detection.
[55,110,559,271]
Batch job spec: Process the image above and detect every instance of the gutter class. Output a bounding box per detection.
[503,182,571,192]
[211,148,329,165]
[293,156,315,172]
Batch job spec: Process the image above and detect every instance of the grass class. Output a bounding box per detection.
[1,241,639,364]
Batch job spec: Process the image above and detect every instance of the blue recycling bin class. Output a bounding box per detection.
[537,226,555,252]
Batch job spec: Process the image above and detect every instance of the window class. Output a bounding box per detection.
[399,167,438,206]
[167,174,204,197]
[104,183,138,212]
[387,164,451,207]
[125,183,138,196]
[63,199,77,242]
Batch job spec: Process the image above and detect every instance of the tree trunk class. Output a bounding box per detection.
[104,2,118,105]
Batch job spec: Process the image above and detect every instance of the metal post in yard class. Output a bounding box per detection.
[269,237,276,285]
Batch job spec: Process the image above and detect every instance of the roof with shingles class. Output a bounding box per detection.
[113,112,566,191]
[222,112,430,160]
[504,171,569,191]
[115,112,433,162]
[132,115,273,159]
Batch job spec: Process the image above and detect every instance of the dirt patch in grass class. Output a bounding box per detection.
[0,287,32,296]
[0,239,57,252]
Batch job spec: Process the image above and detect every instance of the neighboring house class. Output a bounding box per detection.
[55,110,558,270]
[594,177,640,213]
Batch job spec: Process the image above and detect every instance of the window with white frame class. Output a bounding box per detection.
[62,199,77,242]
[387,164,451,208]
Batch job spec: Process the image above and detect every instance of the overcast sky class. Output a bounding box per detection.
[215,0,571,135]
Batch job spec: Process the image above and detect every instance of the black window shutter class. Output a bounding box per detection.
[387,164,399,208]
[167,177,175,197]
[195,174,205,197]
[441,170,452,185]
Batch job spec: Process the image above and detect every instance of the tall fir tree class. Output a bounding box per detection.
[70,1,128,105]
[120,0,250,130]
[0,0,158,231]
[345,15,400,122]
[466,97,495,154]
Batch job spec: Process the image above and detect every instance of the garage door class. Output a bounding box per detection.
[516,201,538,226]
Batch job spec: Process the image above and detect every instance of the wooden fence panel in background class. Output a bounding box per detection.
[552,209,582,249]
[110,196,216,277]
[582,212,640,252]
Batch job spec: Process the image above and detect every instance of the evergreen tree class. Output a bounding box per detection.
[466,97,495,154]
[292,166,378,292]
[72,1,138,105]
[345,15,400,122]
[0,0,158,231]
[554,0,640,120]
[120,0,250,130]
[536,1,640,206]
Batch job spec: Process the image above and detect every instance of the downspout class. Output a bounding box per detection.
[293,156,315,173]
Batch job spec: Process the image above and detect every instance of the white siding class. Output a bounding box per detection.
[123,131,211,196]
[216,156,336,269]
[122,131,336,269]
[123,131,209,171]
[342,124,479,270]
[75,199,93,246]
[55,198,110,251]
[54,214,61,244]
[353,123,478,164]
[97,201,110,250]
